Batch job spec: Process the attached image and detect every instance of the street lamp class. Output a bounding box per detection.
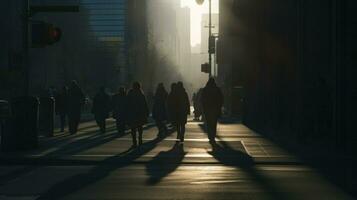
[196,0,212,77]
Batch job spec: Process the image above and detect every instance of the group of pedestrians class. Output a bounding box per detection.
[55,80,85,135]
[55,78,223,148]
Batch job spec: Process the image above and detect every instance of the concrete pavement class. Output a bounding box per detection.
[0,118,354,199]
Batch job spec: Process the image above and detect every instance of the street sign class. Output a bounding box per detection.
[201,63,210,74]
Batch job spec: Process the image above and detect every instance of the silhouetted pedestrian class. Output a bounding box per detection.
[168,82,190,143]
[192,89,203,121]
[201,78,223,144]
[92,87,111,133]
[55,86,69,132]
[112,87,127,135]
[152,83,168,137]
[127,82,149,147]
[67,80,85,134]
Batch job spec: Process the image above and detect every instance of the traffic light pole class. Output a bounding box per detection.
[208,0,212,78]
[24,0,30,95]
[23,2,79,95]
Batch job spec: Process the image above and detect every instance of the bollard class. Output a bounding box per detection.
[1,96,40,151]
[0,100,11,151]
[39,97,55,137]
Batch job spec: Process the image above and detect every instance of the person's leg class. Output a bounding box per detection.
[95,117,101,132]
[156,120,162,136]
[116,119,121,134]
[131,127,137,147]
[180,124,186,142]
[118,120,125,135]
[138,126,143,145]
[68,114,75,134]
[73,112,80,134]
[206,116,214,142]
[212,117,218,139]
[60,114,65,132]
[102,118,106,133]
[176,123,181,142]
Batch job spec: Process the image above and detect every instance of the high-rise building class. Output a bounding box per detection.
[146,0,192,91]
[28,0,130,94]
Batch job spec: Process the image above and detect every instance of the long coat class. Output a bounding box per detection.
[167,88,190,124]
[55,90,68,115]
[112,93,127,121]
[152,90,168,121]
[201,85,223,119]
[92,92,111,119]
[67,86,85,118]
[126,89,149,127]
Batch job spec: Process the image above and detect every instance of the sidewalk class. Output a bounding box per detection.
[0,118,300,165]
[0,117,355,199]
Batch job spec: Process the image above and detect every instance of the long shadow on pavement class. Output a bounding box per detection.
[145,142,186,185]
[36,129,174,200]
[0,123,157,189]
[198,123,291,200]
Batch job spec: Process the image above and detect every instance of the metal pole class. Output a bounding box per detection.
[24,0,30,95]
[208,0,212,78]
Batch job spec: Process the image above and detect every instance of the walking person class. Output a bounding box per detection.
[167,82,190,143]
[55,86,69,132]
[201,78,223,144]
[112,87,127,135]
[152,83,168,138]
[92,87,111,134]
[67,80,85,135]
[127,82,149,148]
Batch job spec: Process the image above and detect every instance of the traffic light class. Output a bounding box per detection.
[209,35,216,54]
[201,63,210,74]
[31,22,62,47]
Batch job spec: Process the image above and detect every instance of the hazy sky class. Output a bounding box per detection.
[180,0,219,47]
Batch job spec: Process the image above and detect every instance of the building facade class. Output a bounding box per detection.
[0,0,142,98]
[218,0,357,156]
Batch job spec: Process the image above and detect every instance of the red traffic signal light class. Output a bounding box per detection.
[32,22,62,47]
[48,26,62,44]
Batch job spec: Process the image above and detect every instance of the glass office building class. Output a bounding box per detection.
[29,0,130,89]
[81,0,127,53]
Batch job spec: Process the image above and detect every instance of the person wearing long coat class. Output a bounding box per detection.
[92,87,111,133]
[201,78,223,144]
[127,82,149,147]
[152,83,168,137]
[67,80,85,134]
[55,86,68,132]
[112,87,127,135]
[167,82,190,143]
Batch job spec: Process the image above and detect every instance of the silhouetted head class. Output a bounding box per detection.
[62,86,68,92]
[156,83,165,93]
[70,80,79,89]
[206,78,216,87]
[132,81,141,90]
[158,83,164,89]
[177,81,184,89]
[171,83,177,92]
[118,87,126,96]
